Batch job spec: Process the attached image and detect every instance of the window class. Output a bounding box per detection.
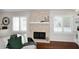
[13,17,19,31]
[12,17,27,32]
[54,16,63,32]
[20,17,27,31]
[53,16,73,32]
[63,16,72,32]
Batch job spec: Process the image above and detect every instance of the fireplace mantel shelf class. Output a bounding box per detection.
[29,22,49,24]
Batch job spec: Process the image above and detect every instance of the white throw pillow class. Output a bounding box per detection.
[17,34,27,44]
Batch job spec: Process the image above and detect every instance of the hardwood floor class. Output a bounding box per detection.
[37,42,50,49]
[36,41,79,49]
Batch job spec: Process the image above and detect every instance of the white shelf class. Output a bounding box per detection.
[29,22,49,24]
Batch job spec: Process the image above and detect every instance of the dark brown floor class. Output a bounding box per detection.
[37,41,79,49]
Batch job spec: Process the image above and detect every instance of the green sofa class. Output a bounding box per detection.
[6,34,23,49]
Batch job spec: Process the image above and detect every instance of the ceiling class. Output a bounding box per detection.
[0,9,32,13]
[0,9,76,13]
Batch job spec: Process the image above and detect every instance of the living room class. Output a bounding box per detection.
[0,9,79,49]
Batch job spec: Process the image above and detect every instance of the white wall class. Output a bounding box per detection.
[0,11,31,37]
[0,11,31,48]
[28,10,76,42]
[49,10,76,42]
